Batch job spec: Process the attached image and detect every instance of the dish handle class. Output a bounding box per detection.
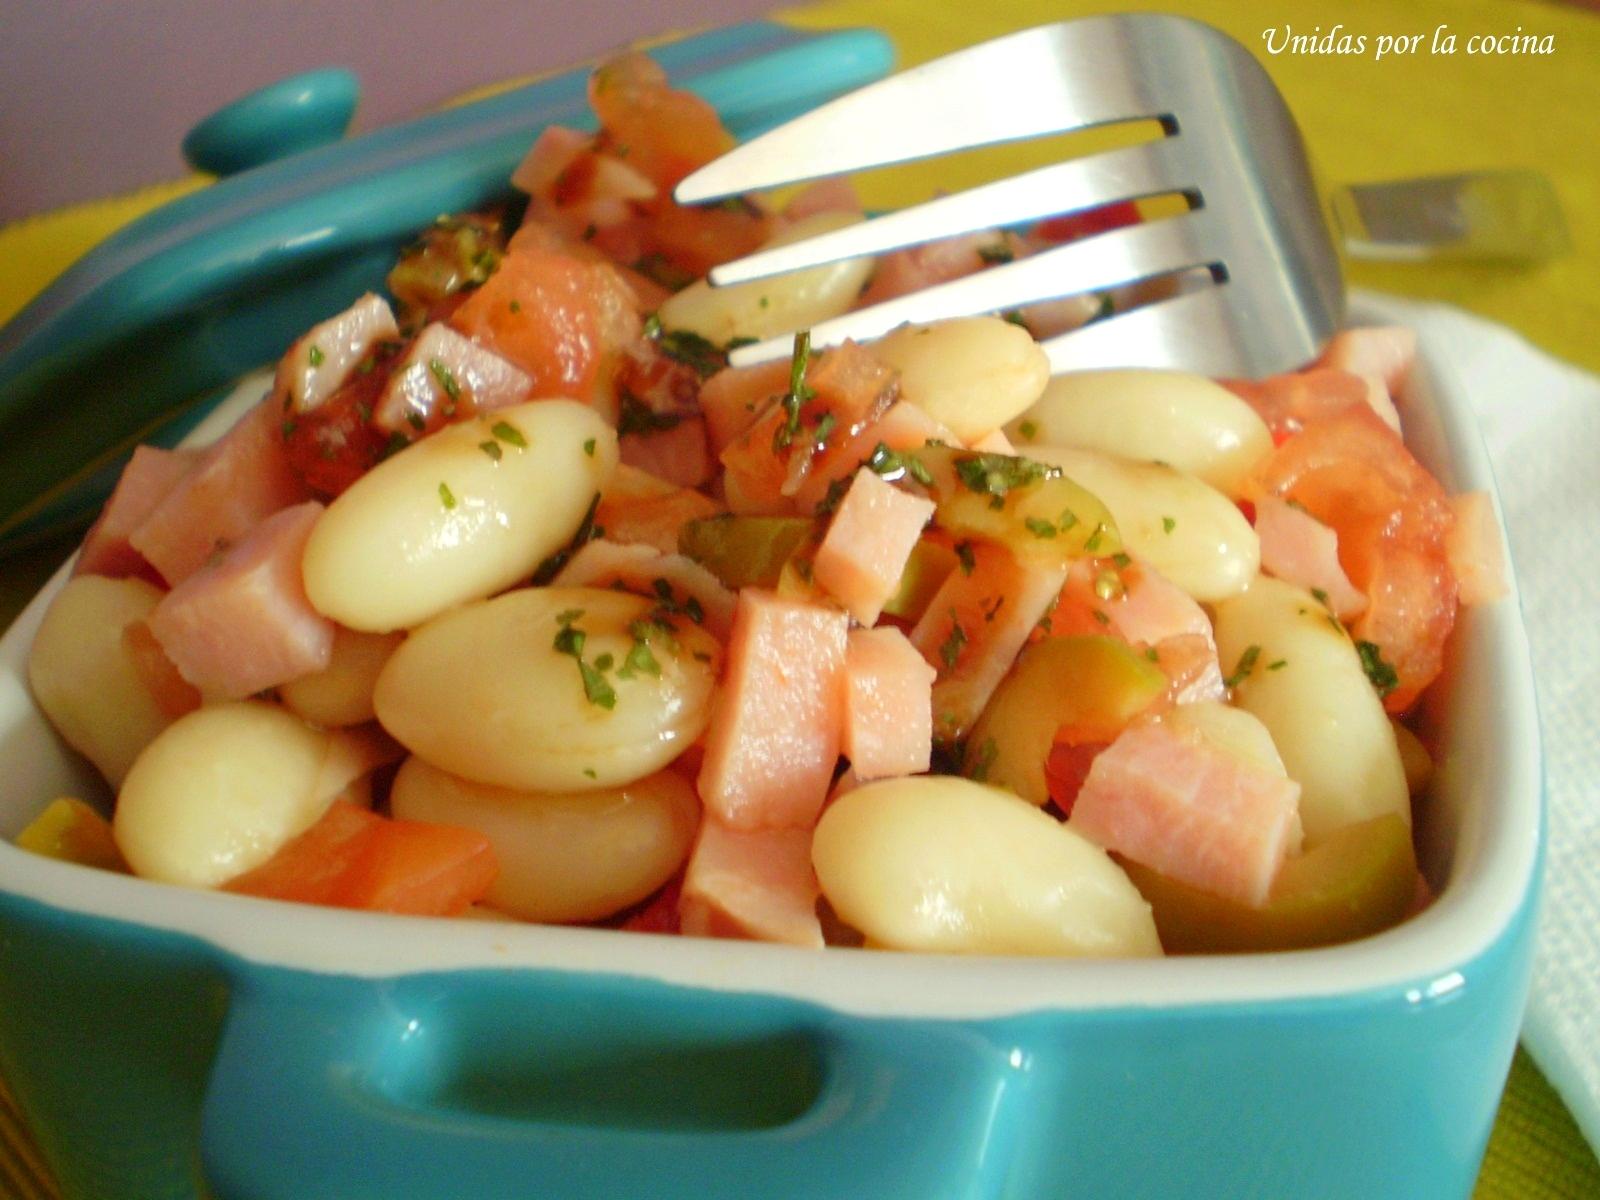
[200,962,1030,1199]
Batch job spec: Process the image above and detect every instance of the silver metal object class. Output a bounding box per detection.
[675,16,1561,378]
[1332,171,1570,263]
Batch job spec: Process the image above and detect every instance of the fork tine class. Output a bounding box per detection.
[674,21,1171,204]
[726,210,1219,366]
[709,140,1185,287]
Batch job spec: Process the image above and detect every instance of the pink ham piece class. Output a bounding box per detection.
[75,446,200,578]
[1445,491,1509,606]
[620,416,713,490]
[276,294,399,415]
[553,538,737,639]
[1254,496,1368,620]
[678,817,823,948]
[372,322,533,434]
[1317,326,1418,396]
[842,627,935,781]
[696,590,847,830]
[129,398,309,586]
[812,468,936,625]
[147,502,334,700]
[781,177,862,222]
[1069,718,1302,908]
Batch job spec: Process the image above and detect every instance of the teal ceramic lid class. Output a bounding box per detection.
[0,22,893,553]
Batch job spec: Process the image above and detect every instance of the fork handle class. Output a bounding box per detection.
[1331,170,1569,264]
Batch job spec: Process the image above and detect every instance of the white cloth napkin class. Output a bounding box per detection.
[1359,291,1600,1156]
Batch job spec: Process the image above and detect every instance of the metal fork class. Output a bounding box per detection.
[670,15,1352,378]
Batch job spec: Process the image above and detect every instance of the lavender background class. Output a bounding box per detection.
[0,0,778,224]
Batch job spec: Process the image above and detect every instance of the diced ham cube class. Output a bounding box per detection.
[679,817,823,948]
[1254,497,1368,620]
[554,538,737,638]
[696,590,847,830]
[1317,326,1418,396]
[1445,491,1509,606]
[75,446,200,578]
[781,177,862,222]
[147,502,334,699]
[842,627,935,781]
[620,416,712,489]
[813,469,935,625]
[1069,718,1301,908]
[372,323,532,434]
[1151,633,1226,706]
[910,542,1069,742]
[276,294,399,415]
[130,398,309,586]
[1042,556,1218,649]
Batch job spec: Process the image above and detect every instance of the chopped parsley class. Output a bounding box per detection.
[1017,420,1038,442]
[1092,608,1111,625]
[652,325,728,377]
[1001,310,1029,328]
[583,438,597,457]
[429,358,461,403]
[772,330,817,452]
[976,242,1014,265]
[1224,644,1262,688]
[509,299,522,313]
[1024,516,1059,539]
[1082,522,1107,553]
[308,344,325,368]
[1145,646,1161,663]
[438,482,457,509]
[378,431,411,461]
[938,613,968,671]
[1355,640,1399,698]
[551,609,616,710]
[531,492,601,584]
[952,452,1055,502]
[1111,552,1132,569]
[406,411,426,432]
[1268,658,1288,671]
[1310,587,1331,609]
[479,440,502,461]
[491,420,527,449]
[1162,515,1177,534]
[583,767,597,779]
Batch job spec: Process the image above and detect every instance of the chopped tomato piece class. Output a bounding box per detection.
[587,53,737,191]
[1033,200,1142,243]
[227,801,497,917]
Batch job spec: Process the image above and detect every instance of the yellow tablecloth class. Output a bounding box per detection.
[3,0,1599,1195]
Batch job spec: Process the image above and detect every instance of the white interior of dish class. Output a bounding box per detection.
[0,296,1542,1018]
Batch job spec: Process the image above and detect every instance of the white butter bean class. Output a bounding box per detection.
[374,587,720,793]
[390,757,698,922]
[1027,445,1259,602]
[657,212,874,344]
[114,701,339,887]
[1010,369,1272,498]
[812,776,1161,957]
[28,575,174,787]
[869,317,1050,443]
[302,400,617,632]
[1212,576,1408,844]
[278,628,404,727]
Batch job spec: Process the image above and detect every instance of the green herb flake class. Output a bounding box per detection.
[429,358,462,402]
[479,440,502,461]
[772,330,816,452]
[1083,522,1107,553]
[1001,309,1029,328]
[1310,587,1331,609]
[578,660,618,709]
[1024,516,1058,539]
[977,242,1014,266]
[617,393,684,438]
[1162,515,1176,534]
[952,452,1055,501]
[656,327,728,377]
[438,482,457,509]
[1145,646,1161,663]
[955,542,977,576]
[1018,420,1038,442]
[1355,640,1400,698]
[583,767,597,779]
[308,344,325,368]
[938,612,968,671]
[280,419,297,439]
[379,431,411,461]
[969,737,998,782]
[491,421,528,449]
[1111,552,1132,569]
[1092,608,1111,626]
[1224,644,1262,689]
[1268,658,1288,671]
[509,299,522,313]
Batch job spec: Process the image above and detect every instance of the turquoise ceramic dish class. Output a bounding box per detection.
[0,21,1542,1200]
